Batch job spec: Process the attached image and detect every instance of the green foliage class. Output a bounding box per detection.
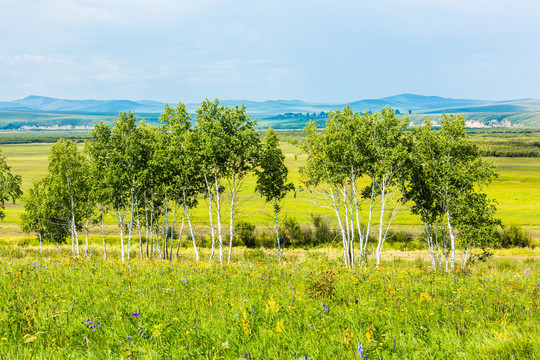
[279,217,305,248]
[255,127,294,207]
[500,225,532,248]
[309,215,338,246]
[235,221,257,248]
[0,148,22,221]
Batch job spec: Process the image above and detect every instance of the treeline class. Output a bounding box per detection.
[1,101,504,270]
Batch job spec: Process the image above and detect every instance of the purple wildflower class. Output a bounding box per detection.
[321,302,328,312]
[133,312,140,317]
[358,344,365,358]
[126,336,132,340]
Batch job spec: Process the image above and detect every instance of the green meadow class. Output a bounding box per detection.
[0,131,539,359]
[0,250,539,359]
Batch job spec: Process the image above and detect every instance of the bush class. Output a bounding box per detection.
[235,221,257,248]
[310,215,338,246]
[279,217,305,248]
[500,225,532,248]
[280,215,338,249]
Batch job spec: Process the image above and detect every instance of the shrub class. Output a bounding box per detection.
[500,225,532,248]
[279,217,305,248]
[310,215,337,247]
[235,221,257,248]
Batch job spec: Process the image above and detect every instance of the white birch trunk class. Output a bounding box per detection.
[85,217,90,257]
[227,173,236,264]
[214,170,223,264]
[361,182,375,264]
[176,205,186,258]
[447,212,456,271]
[204,175,216,262]
[273,199,282,261]
[135,197,143,260]
[101,208,107,260]
[118,205,125,263]
[144,192,149,259]
[376,178,386,265]
[328,185,348,267]
[127,188,134,261]
[162,193,168,260]
[183,189,199,262]
[170,199,177,260]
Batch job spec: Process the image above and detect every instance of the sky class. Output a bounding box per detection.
[1,0,539,103]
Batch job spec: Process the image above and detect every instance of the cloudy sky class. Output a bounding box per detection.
[1,0,539,102]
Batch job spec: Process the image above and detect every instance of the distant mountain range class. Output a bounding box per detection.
[1,94,539,129]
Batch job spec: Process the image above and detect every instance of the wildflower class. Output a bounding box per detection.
[275,319,284,333]
[139,329,143,335]
[126,336,132,340]
[133,312,140,317]
[321,302,328,312]
[358,344,365,358]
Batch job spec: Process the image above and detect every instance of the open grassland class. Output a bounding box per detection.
[1,140,539,242]
[0,249,539,359]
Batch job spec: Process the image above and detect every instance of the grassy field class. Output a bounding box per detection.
[1,139,539,243]
[0,249,539,359]
[0,131,539,359]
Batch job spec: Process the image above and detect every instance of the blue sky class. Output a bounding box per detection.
[1,0,539,102]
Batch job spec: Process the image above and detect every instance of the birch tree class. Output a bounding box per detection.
[88,112,148,262]
[222,105,260,264]
[407,115,499,271]
[196,100,258,264]
[159,102,204,261]
[21,177,71,250]
[298,106,374,267]
[196,100,226,263]
[255,127,294,261]
[46,139,91,257]
[367,107,411,265]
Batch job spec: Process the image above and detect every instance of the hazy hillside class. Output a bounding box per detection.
[1,94,540,129]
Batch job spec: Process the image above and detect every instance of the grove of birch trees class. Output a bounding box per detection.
[298,106,499,270]
[17,101,500,270]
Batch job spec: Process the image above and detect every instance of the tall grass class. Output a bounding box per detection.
[0,250,539,359]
